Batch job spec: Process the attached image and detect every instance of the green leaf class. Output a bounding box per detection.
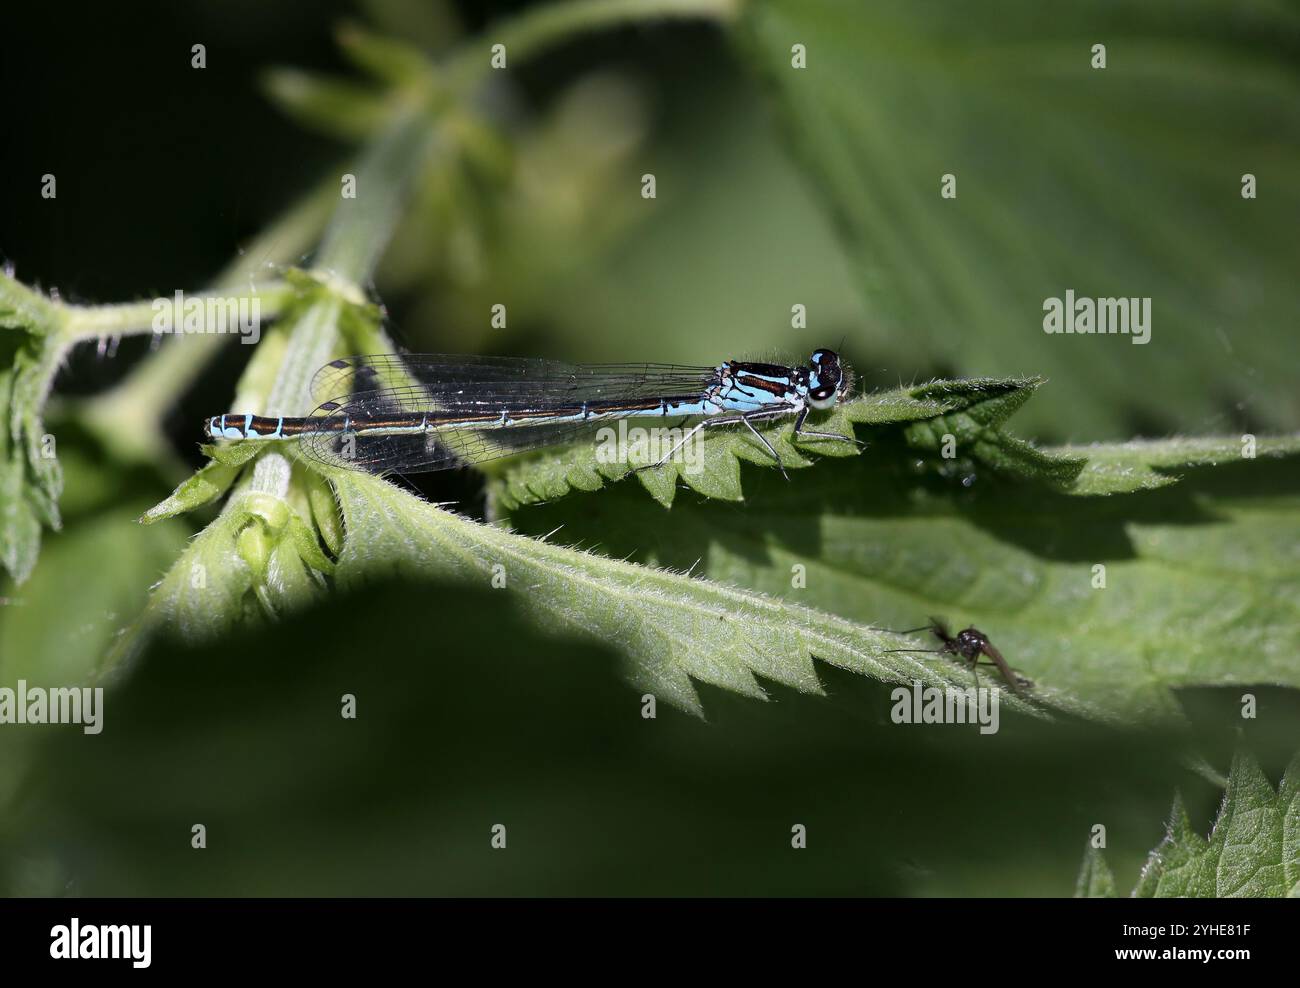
[0,505,189,686]
[262,68,397,141]
[140,456,247,524]
[1074,844,1117,898]
[329,469,1046,717]
[107,485,333,674]
[1130,792,1211,898]
[0,271,68,584]
[0,455,41,584]
[335,21,435,86]
[109,511,255,670]
[1049,435,1300,496]
[203,440,265,467]
[899,378,1085,488]
[507,426,1300,721]
[1089,750,1300,897]
[733,0,1300,440]
[491,376,1069,510]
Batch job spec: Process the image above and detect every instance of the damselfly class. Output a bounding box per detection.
[871,619,1033,693]
[204,348,856,475]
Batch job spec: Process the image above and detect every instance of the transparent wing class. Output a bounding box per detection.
[309,353,725,408]
[299,352,796,474]
[296,404,735,474]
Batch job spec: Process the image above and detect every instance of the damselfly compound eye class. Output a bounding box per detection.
[805,348,844,409]
[807,385,837,409]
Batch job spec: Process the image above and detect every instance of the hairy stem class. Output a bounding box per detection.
[445,0,741,87]
[60,285,292,342]
[69,184,338,465]
[246,108,441,500]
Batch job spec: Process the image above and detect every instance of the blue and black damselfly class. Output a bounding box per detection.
[204,348,856,476]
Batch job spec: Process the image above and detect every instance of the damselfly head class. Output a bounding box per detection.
[806,348,846,409]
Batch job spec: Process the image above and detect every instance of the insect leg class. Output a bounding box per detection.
[972,659,1033,691]
[792,405,866,448]
[703,403,799,474]
[637,420,709,472]
[635,395,746,472]
[738,414,787,479]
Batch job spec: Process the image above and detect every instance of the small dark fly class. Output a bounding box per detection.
[873,618,1032,693]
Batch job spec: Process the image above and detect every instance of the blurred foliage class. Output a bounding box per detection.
[0,426,190,690]
[5,579,1296,897]
[736,0,1300,441]
[382,73,869,368]
[0,274,66,584]
[0,424,190,826]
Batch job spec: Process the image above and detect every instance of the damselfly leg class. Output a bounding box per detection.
[791,406,865,447]
[635,405,792,478]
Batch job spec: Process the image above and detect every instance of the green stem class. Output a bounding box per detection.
[71,185,337,466]
[60,284,293,343]
[245,108,441,501]
[313,112,442,286]
[444,0,741,87]
[270,0,740,413]
[62,283,290,467]
[79,339,222,467]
